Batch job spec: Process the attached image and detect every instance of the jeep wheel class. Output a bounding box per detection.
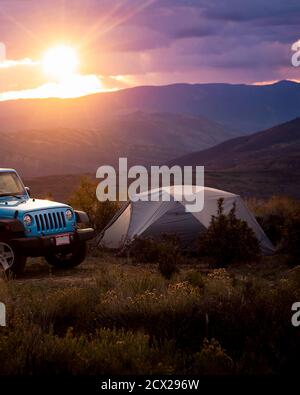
[45,241,87,269]
[0,242,26,276]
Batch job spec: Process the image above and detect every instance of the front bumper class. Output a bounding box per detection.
[11,228,95,257]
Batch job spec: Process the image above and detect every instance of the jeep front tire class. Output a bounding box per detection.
[0,241,27,276]
[44,241,87,269]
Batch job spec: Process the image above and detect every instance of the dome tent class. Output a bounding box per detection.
[99,186,274,254]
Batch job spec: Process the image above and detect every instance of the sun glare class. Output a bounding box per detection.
[0,44,116,101]
[42,45,78,80]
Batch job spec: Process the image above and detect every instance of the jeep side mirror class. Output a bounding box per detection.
[25,187,31,197]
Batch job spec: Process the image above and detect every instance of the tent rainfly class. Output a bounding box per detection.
[100,186,274,254]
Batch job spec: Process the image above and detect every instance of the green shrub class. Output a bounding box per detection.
[1,253,300,375]
[0,324,178,375]
[248,196,300,246]
[127,236,162,263]
[128,235,181,279]
[247,196,300,217]
[158,252,179,280]
[183,270,205,289]
[256,214,283,245]
[249,197,300,263]
[193,338,234,375]
[157,235,181,280]
[280,211,300,265]
[68,176,119,232]
[198,198,260,266]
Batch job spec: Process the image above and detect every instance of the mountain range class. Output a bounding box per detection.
[1,80,300,179]
[170,118,300,198]
[22,117,300,201]
[0,80,299,133]
[172,117,300,171]
[0,112,238,177]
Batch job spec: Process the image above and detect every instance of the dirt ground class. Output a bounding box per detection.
[9,252,291,290]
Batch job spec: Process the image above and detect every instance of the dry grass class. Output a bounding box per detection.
[0,253,299,375]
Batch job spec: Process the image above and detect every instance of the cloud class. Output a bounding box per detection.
[0,59,43,92]
[0,58,36,69]
[0,73,104,101]
[0,0,299,92]
[166,0,300,23]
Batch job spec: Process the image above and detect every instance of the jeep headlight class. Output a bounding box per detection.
[23,214,33,226]
[65,209,73,221]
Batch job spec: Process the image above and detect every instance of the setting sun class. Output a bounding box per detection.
[0,44,106,100]
[42,45,78,80]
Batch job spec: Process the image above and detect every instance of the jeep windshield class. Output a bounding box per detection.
[0,172,26,198]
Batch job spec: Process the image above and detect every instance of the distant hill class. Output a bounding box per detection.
[24,118,300,202]
[25,168,300,202]
[0,112,238,177]
[108,80,300,132]
[172,117,300,171]
[0,80,299,133]
[2,80,300,179]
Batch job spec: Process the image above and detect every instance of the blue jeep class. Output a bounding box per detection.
[0,168,95,276]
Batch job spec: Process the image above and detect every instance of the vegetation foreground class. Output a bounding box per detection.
[0,185,299,375]
[0,253,299,375]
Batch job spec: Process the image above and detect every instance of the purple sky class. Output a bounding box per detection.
[0,0,299,97]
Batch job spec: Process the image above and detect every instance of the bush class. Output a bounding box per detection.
[247,196,300,218]
[193,338,234,375]
[127,236,162,263]
[1,258,300,374]
[248,196,300,246]
[158,244,180,280]
[256,214,283,245]
[249,196,300,261]
[0,324,177,375]
[280,211,300,265]
[68,176,119,233]
[128,235,181,279]
[183,270,205,289]
[198,198,260,266]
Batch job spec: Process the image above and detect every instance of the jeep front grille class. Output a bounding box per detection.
[34,211,67,233]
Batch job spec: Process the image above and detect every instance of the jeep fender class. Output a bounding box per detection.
[74,210,90,224]
[0,219,25,240]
